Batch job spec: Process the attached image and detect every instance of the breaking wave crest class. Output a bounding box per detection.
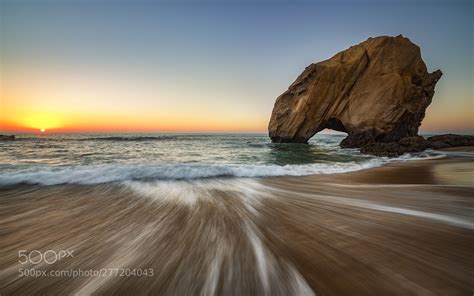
[0,154,443,186]
[14,136,176,142]
[79,136,175,141]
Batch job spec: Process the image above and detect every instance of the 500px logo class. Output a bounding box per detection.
[18,249,74,265]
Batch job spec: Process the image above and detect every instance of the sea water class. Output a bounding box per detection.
[0,133,441,186]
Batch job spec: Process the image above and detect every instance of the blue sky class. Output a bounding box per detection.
[1,0,472,132]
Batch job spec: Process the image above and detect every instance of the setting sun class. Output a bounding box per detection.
[20,113,62,131]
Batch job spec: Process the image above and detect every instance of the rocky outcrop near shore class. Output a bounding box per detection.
[361,134,474,157]
[268,35,442,146]
[0,134,15,140]
[427,134,474,150]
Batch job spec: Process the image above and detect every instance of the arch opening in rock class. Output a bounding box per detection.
[323,118,347,134]
[305,118,348,143]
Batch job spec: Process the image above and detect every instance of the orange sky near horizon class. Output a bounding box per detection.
[1,72,472,134]
[1,96,472,134]
[0,68,272,133]
[0,106,269,133]
[0,117,269,133]
[2,66,471,134]
[0,68,472,134]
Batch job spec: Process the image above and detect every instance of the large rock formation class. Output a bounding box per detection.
[268,35,442,146]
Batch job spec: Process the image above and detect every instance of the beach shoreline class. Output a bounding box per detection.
[0,154,473,295]
[264,150,473,185]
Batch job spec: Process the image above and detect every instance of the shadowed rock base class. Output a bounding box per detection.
[360,134,474,157]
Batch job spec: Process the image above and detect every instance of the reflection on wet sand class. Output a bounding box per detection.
[0,157,473,295]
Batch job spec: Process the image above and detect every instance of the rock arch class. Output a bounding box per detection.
[268,35,442,147]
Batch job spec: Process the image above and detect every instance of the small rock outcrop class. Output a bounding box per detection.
[268,35,442,146]
[361,136,431,157]
[361,134,474,157]
[0,135,15,140]
[427,134,474,149]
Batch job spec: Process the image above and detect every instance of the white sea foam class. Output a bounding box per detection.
[0,162,375,186]
[0,154,443,186]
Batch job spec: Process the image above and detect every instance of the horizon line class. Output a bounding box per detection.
[1,129,473,135]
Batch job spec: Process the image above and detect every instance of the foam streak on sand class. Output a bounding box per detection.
[262,185,474,230]
[0,157,473,295]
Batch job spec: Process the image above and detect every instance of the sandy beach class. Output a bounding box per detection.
[0,155,473,295]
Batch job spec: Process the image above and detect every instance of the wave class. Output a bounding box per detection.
[0,154,442,186]
[0,162,379,186]
[78,136,175,142]
[12,136,175,142]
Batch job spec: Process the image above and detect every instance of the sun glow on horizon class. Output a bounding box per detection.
[0,108,269,133]
[22,113,62,131]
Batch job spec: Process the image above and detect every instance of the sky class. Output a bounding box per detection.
[0,0,472,133]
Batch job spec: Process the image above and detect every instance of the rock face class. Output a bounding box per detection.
[360,136,431,157]
[427,134,474,149]
[360,134,474,157]
[0,135,15,140]
[268,35,442,146]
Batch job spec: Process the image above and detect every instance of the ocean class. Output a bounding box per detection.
[0,133,441,186]
[1,133,472,295]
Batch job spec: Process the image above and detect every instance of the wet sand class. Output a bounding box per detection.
[0,157,473,295]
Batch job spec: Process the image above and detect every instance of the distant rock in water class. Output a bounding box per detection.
[361,134,474,157]
[0,135,15,140]
[427,134,474,149]
[268,35,442,146]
